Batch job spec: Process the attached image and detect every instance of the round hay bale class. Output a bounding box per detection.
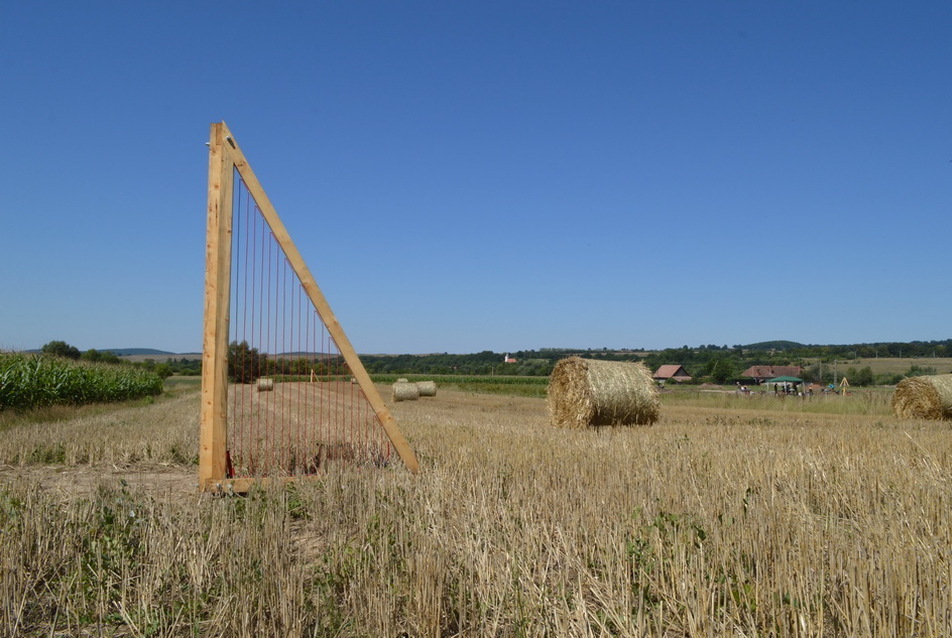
[547,357,660,428]
[416,380,437,397]
[396,378,409,383]
[891,375,952,420]
[392,382,420,402]
[256,378,275,392]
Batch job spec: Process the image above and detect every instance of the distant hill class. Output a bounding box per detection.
[742,341,806,351]
[103,348,176,356]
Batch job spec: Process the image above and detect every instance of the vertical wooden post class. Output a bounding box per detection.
[199,123,234,489]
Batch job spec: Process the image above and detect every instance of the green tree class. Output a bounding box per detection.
[228,341,266,384]
[41,340,81,360]
[80,349,121,365]
[801,364,820,383]
[706,358,738,385]
[845,366,875,387]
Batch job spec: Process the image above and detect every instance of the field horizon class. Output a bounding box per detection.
[96,349,952,378]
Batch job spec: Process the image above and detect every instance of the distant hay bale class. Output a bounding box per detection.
[892,375,952,420]
[396,378,409,383]
[392,382,420,402]
[547,357,660,428]
[256,378,274,392]
[416,380,437,397]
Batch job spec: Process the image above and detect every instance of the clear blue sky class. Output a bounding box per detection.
[2,2,950,354]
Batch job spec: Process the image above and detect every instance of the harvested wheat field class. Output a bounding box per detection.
[1,381,951,636]
[226,381,393,476]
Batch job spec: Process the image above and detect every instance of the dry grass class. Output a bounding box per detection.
[819,357,952,375]
[1,384,950,636]
[0,391,196,469]
[663,385,896,416]
[226,381,391,476]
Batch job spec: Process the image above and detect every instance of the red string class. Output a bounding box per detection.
[247,199,257,471]
[229,173,241,460]
[224,174,392,477]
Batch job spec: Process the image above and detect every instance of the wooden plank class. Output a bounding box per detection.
[203,476,316,494]
[199,123,234,489]
[215,122,421,474]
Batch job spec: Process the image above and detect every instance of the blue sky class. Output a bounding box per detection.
[2,2,950,354]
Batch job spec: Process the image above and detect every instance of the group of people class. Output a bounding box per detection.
[733,381,811,397]
[773,382,801,395]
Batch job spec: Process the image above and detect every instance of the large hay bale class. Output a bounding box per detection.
[392,382,420,402]
[416,380,437,397]
[547,357,660,428]
[256,378,274,392]
[891,375,952,420]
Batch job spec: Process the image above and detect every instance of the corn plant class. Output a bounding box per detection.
[0,353,163,410]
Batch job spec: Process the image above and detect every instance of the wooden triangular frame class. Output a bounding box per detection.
[200,121,419,491]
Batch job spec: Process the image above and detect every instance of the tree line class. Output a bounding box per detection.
[362,339,952,386]
[31,338,951,386]
[35,341,199,379]
[227,341,350,383]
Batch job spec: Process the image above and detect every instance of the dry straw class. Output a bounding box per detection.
[891,375,952,420]
[392,382,420,402]
[416,380,437,397]
[256,378,275,392]
[547,356,660,428]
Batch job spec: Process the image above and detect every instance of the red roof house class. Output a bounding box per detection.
[653,364,692,383]
[740,365,803,383]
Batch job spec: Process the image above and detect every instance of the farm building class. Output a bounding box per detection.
[653,364,692,383]
[741,365,803,384]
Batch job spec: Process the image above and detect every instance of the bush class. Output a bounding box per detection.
[154,363,174,379]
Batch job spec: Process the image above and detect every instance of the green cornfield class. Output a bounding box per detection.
[0,353,163,410]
